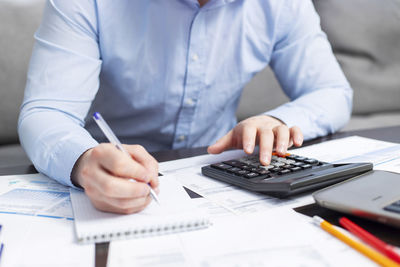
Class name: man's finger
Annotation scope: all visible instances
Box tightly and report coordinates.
[290,126,303,147]
[123,144,159,181]
[207,130,234,154]
[149,176,159,189]
[273,125,290,156]
[101,195,152,213]
[92,144,150,183]
[91,195,152,215]
[258,128,274,165]
[87,167,150,199]
[242,125,257,154]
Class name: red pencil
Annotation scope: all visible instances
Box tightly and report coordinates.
[339,217,400,264]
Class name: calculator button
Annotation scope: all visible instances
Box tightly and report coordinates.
[260,165,274,170]
[242,165,254,171]
[282,165,293,169]
[304,159,319,165]
[244,172,259,179]
[211,163,232,170]
[256,169,270,175]
[271,167,282,173]
[272,162,285,167]
[227,167,242,173]
[272,152,290,157]
[278,158,290,164]
[223,160,245,167]
[278,169,291,175]
[236,170,250,176]
[290,167,302,172]
[293,162,305,167]
[301,164,312,169]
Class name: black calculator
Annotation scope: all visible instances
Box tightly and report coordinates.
[201,152,372,197]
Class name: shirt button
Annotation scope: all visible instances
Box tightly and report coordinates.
[178,135,186,142]
[185,98,195,106]
[192,53,199,61]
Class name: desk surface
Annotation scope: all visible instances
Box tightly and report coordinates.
[1,125,399,267]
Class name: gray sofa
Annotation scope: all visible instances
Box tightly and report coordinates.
[1,0,399,168]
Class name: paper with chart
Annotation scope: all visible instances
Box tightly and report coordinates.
[0,173,73,219]
[339,144,400,173]
[159,136,400,218]
[159,148,304,217]
[107,208,376,267]
[171,166,302,216]
[0,213,94,267]
[292,136,400,173]
[107,136,397,267]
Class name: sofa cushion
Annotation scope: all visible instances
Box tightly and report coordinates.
[238,0,400,123]
[313,0,400,115]
[343,112,400,131]
[0,144,31,168]
[0,0,45,145]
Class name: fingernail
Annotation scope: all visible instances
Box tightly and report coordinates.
[288,140,293,148]
[245,143,253,153]
[261,154,270,164]
[277,143,286,154]
[143,185,150,196]
[141,176,148,183]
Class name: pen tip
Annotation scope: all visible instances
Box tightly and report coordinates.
[93,112,100,120]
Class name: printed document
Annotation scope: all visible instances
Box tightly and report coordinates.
[0,173,73,219]
[171,166,301,216]
[0,213,94,267]
[108,208,375,267]
[292,136,400,173]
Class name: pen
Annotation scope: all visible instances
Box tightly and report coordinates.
[0,225,3,265]
[93,112,160,204]
[313,216,400,267]
[339,217,400,264]
[0,243,3,264]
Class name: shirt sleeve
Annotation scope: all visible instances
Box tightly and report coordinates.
[18,0,101,187]
[265,0,353,140]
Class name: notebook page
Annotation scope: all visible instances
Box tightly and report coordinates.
[70,176,209,243]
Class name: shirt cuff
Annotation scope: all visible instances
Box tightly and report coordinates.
[45,135,98,188]
[264,105,300,129]
[263,103,323,140]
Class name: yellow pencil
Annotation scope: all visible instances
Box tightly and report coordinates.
[313,216,400,267]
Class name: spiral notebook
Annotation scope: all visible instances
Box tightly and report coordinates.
[70,176,210,244]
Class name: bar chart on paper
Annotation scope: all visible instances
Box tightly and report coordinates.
[0,174,73,219]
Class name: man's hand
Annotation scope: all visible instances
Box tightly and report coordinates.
[207,115,303,165]
[71,143,159,214]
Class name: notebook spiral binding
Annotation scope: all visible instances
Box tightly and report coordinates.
[77,218,211,244]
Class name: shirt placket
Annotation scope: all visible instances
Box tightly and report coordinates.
[173,9,207,149]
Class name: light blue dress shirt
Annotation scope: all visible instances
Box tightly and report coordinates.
[18,0,352,187]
